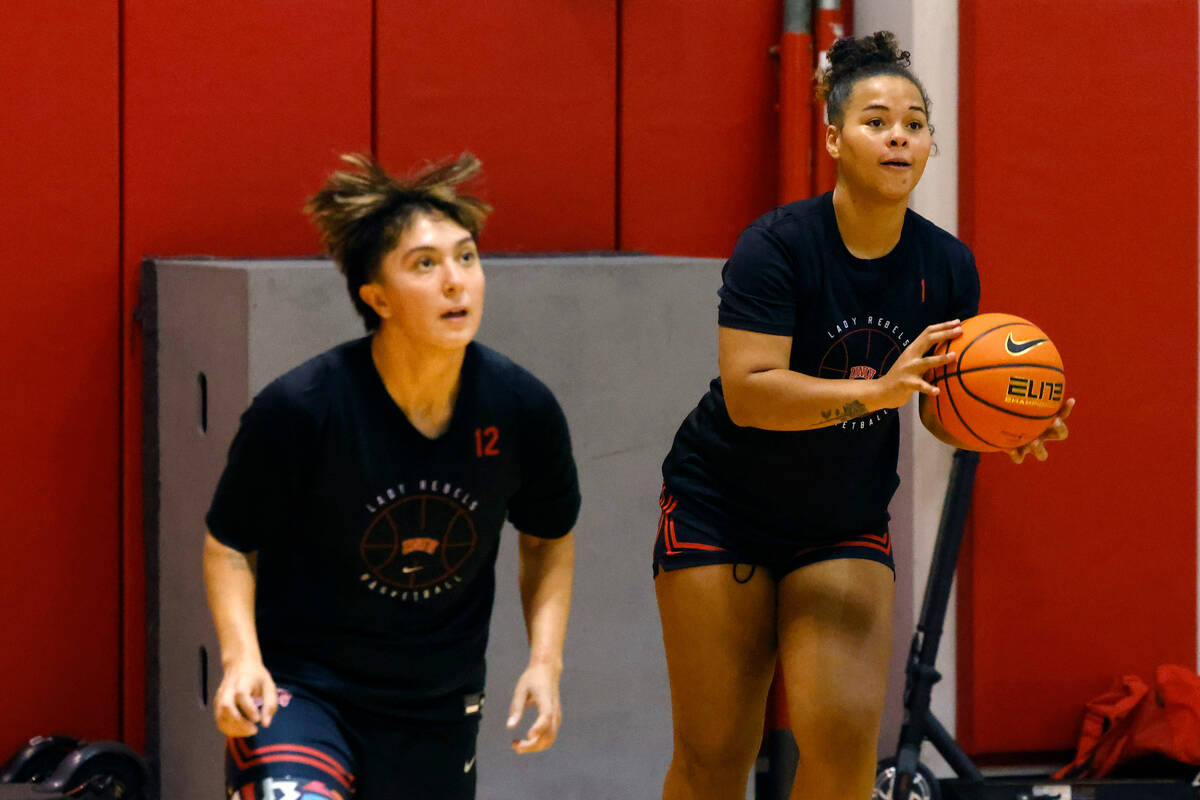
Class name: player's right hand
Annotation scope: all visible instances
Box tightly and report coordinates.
[213,658,277,738]
[877,320,962,409]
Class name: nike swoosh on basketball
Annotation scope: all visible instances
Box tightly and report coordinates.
[1005,333,1048,355]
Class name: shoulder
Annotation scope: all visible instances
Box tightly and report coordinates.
[471,342,563,418]
[904,207,975,265]
[742,194,827,245]
[903,211,981,317]
[253,337,369,421]
[726,195,831,277]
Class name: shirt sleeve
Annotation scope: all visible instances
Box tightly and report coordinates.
[205,383,313,552]
[717,224,799,336]
[507,376,581,540]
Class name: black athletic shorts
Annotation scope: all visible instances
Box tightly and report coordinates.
[226,684,482,800]
[652,486,895,581]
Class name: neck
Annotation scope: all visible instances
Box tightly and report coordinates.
[370,328,466,438]
[831,184,909,259]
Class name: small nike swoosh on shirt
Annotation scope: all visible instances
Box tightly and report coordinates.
[464,757,476,773]
[1005,333,1048,355]
[402,566,423,573]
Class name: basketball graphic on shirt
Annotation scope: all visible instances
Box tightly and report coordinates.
[361,494,478,590]
[818,328,903,382]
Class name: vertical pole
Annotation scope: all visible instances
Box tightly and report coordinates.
[812,0,843,195]
[756,662,799,798]
[778,0,813,204]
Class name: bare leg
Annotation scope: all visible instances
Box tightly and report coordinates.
[777,559,895,800]
[655,564,778,800]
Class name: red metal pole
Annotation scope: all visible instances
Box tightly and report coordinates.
[778,0,813,204]
[812,0,844,195]
[763,660,790,739]
[758,660,799,798]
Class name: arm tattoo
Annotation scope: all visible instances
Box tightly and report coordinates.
[819,399,867,423]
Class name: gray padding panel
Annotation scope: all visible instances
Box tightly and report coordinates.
[147,255,723,800]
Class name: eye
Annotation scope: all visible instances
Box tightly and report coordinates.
[416,256,436,270]
[867,118,884,127]
[461,250,476,263]
[908,120,925,131]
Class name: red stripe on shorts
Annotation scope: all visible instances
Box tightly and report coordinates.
[657,489,724,555]
[235,741,355,783]
[793,531,892,559]
[229,739,354,790]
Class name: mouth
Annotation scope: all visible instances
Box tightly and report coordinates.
[881,159,912,168]
[441,307,469,320]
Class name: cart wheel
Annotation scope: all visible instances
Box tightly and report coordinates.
[41,742,149,800]
[0,735,85,783]
[873,757,942,800]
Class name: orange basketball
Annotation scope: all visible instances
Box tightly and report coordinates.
[928,313,1066,452]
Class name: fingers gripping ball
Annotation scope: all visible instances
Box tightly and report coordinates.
[928,313,1066,451]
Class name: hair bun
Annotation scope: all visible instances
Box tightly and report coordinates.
[826,31,911,84]
[816,30,927,125]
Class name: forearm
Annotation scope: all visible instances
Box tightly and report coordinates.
[517,531,574,669]
[724,368,892,431]
[203,531,262,667]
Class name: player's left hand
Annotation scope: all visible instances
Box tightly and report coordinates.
[507,661,562,754]
[1008,397,1074,463]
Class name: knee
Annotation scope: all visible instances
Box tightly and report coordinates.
[671,727,759,784]
[794,692,884,761]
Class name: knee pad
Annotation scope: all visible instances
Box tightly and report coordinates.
[230,776,346,800]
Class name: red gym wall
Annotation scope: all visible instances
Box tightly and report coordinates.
[957,0,1199,754]
[1,1,122,752]
[1,0,785,755]
[2,0,1196,764]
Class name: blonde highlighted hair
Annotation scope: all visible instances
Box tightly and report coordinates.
[304,153,491,330]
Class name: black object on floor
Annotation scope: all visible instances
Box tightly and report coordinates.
[0,737,84,785]
[0,739,149,800]
[875,449,1200,800]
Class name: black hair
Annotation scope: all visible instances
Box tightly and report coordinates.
[818,31,931,128]
[304,154,491,331]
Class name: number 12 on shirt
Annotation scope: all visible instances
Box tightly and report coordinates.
[475,426,500,457]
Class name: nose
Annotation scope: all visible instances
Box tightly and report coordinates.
[443,260,466,296]
[889,122,909,147]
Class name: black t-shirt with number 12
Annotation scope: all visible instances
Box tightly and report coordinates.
[207,337,580,720]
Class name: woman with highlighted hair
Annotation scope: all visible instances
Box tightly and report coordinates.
[653,32,1071,799]
[203,154,579,799]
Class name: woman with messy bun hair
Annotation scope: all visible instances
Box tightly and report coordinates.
[654,31,1068,799]
[203,154,580,800]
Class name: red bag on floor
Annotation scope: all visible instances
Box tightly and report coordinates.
[1055,664,1200,780]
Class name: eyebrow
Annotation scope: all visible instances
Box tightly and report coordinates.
[401,236,476,259]
[863,103,927,114]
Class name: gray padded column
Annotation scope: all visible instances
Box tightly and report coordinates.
[147,260,367,800]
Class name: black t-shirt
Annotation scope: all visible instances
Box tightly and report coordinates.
[207,337,580,719]
[662,192,980,543]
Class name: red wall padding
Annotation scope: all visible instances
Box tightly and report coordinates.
[620,1,780,256]
[0,3,121,754]
[15,0,1195,762]
[122,0,372,748]
[957,0,1198,754]
[376,1,617,252]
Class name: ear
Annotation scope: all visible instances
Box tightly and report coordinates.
[358,282,391,321]
[825,123,841,160]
